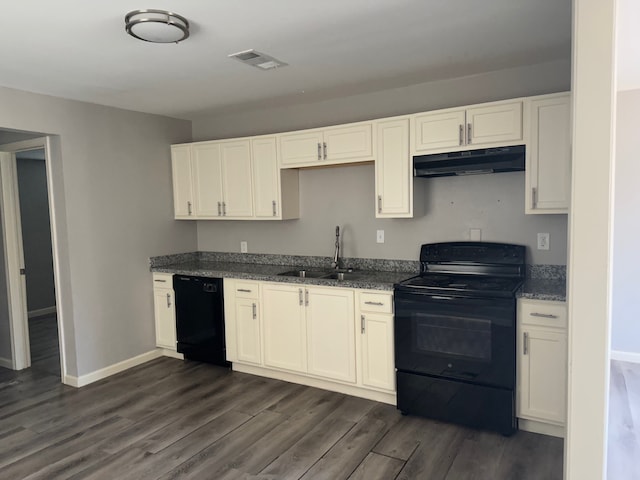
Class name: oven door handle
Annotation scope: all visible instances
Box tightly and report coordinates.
[429,295,456,300]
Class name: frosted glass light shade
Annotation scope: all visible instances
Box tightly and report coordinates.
[125,9,189,43]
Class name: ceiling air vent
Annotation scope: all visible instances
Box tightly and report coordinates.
[228,49,288,70]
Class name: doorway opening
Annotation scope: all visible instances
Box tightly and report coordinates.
[0,136,64,380]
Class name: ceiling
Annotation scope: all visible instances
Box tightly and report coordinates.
[0,1,573,120]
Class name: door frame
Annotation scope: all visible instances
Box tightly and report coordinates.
[0,137,66,377]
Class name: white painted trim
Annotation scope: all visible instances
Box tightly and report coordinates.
[519,418,565,438]
[0,357,13,369]
[63,350,162,388]
[610,350,640,364]
[27,306,57,319]
[159,348,184,360]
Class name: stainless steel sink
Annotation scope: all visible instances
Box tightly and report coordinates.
[277,269,330,278]
[323,271,364,281]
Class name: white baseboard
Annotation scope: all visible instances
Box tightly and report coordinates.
[519,418,565,438]
[28,306,57,319]
[159,348,184,360]
[0,357,13,369]
[611,350,640,364]
[63,349,163,388]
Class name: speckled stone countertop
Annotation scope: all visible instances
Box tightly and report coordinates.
[150,252,567,299]
[517,265,566,302]
[150,252,419,291]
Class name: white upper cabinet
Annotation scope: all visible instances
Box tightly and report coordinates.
[279,122,373,168]
[220,140,253,217]
[412,100,523,155]
[526,93,571,214]
[170,145,195,219]
[192,142,224,217]
[375,117,412,218]
[251,136,300,220]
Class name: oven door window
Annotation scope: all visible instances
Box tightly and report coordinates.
[394,291,515,389]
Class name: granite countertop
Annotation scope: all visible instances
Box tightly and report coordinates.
[517,278,566,302]
[151,252,567,299]
[152,259,416,291]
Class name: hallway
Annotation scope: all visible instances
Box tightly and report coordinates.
[28,313,60,377]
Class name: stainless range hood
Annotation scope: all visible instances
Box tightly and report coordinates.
[413,145,525,178]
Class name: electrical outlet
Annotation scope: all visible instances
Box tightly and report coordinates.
[240,241,248,253]
[537,233,549,250]
[376,230,385,244]
[470,228,482,241]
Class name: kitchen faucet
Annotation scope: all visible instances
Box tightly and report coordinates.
[331,225,341,269]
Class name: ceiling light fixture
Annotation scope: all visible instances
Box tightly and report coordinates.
[125,9,190,44]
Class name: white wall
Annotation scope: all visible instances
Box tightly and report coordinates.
[0,86,195,377]
[611,88,640,355]
[193,60,571,265]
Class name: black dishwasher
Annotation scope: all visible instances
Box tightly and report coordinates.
[173,275,229,367]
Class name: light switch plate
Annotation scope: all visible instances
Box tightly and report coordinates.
[537,233,549,250]
[240,241,248,253]
[376,230,385,244]
[470,228,482,241]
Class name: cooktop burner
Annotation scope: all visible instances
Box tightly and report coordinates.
[397,273,523,297]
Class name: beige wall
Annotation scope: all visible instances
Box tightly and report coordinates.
[0,87,195,377]
[193,60,570,265]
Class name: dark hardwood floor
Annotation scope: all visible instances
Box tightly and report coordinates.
[608,360,640,480]
[28,313,60,377]
[0,357,563,479]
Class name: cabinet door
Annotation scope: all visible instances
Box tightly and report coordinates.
[221,140,254,217]
[252,137,280,218]
[192,142,224,217]
[153,288,177,350]
[518,327,567,424]
[466,101,523,146]
[306,287,356,383]
[361,313,395,391]
[527,95,571,213]
[413,109,466,153]
[235,298,261,365]
[171,145,194,219]
[262,284,307,373]
[375,118,412,218]
[323,123,373,163]
[279,130,324,167]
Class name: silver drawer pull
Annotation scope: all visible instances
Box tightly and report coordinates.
[252,303,257,319]
[237,289,252,293]
[364,301,384,306]
[154,279,167,283]
[361,315,365,334]
[317,142,322,160]
[530,312,558,319]
[459,124,464,145]
[523,332,529,355]
[299,288,303,306]
[467,123,472,144]
[166,293,172,308]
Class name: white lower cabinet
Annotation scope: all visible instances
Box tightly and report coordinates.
[225,280,394,404]
[152,273,177,350]
[517,298,567,433]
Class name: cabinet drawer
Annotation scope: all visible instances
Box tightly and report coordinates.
[235,281,259,299]
[359,292,393,314]
[518,299,567,329]
[152,273,173,287]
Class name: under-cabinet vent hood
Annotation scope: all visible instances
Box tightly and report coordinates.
[413,145,525,178]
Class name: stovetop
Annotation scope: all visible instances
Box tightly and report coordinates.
[396,273,523,298]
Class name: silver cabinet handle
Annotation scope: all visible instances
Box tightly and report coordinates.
[252,303,257,319]
[523,332,529,355]
[237,289,252,293]
[305,289,309,306]
[467,123,472,144]
[317,142,321,160]
[222,202,227,216]
[217,201,222,216]
[361,315,366,334]
[459,124,464,145]
[187,201,192,215]
[377,195,382,214]
[166,293,172,308]
[364,301,384,306]
[154,279,167,283]
[531,187,537,208]
[272,200,277,217]
[323,142,327,160]
[299,288,303,306]
[531,312,558,319]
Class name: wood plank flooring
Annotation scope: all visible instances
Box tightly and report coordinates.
[608,360,640,480]
[28,314,60,377]
[0,357,564,479]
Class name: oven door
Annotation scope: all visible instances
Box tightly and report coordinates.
[394,289,515,389]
